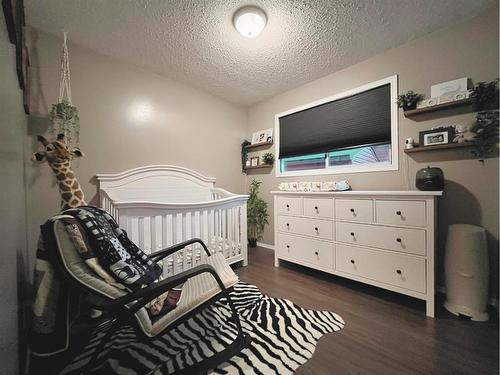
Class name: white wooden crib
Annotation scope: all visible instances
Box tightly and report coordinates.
[96,165,249,277]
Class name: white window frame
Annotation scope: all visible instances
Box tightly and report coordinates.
[275,75,399,178]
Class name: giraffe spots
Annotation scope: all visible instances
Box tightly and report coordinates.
[62,192,73,202]
[66,172,75,179]
[75,190,84,199]
[59,183,71,191]
[56,173,66,180]
[70,199,79,207]
[72,181,80,189]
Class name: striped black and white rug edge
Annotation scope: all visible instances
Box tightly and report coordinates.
[60,282,345,375]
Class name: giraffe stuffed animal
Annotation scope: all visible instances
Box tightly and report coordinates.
[32,133,86,210]
[32,134,106,318]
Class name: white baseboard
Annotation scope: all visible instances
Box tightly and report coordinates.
[437,285,498,308]
[256,241,274,250]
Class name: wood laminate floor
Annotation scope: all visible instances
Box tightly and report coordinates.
[235,247,498,375]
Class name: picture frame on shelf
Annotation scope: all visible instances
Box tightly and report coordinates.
[2,0,30,114]
[419,127,455,146]
[264,128,273,143]
[251,128,274,144]
[250,157,259,166]
[251,131,266,144]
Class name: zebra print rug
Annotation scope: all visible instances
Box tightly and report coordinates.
[60,282,345,374]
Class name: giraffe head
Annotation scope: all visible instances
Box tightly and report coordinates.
[32,133,84,164]
[32,133,87,209]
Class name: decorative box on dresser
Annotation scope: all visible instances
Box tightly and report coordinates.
[272,190,442,317]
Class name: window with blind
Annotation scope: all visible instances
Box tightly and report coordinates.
[275,76,398,177]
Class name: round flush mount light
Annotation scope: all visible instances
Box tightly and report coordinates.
[233,6,267,38]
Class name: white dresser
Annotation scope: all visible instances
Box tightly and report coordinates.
[272,190,442,317]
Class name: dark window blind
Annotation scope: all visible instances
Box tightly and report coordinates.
[279,84,392,158]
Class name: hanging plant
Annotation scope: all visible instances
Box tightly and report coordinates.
[470,79,499,161]
[50,101,80,146]
[241,140,251,173]
[471,110,499,160]
[470,79,499,112]
[49,32,80,148]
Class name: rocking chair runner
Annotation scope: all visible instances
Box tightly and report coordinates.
[41,215,251,373]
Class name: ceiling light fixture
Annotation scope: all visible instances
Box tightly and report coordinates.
[233,6,267,38]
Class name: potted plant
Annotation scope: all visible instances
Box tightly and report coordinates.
[247,179,269,248]
[262,152,275,166]
[397,90,424,111]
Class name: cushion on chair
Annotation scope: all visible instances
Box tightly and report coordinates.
[53,217,127,300]
[142,252,239,337]
[52,217,238,337]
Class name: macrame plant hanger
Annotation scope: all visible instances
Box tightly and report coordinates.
[50,32,80,148]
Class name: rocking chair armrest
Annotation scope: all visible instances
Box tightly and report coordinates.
[102,263,227,314]
[148,238,211,262]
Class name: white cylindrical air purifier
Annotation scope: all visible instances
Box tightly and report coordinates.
[444,224,489,321]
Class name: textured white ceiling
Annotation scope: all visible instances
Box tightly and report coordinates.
[25,0,494,106]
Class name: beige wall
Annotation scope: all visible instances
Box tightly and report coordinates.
[245,7,499,297]
[25,30,248,269]
[0,10,29,375]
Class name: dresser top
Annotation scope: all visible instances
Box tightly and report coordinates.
[270,190,443,196]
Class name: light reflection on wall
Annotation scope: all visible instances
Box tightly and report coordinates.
[129,100,153,123]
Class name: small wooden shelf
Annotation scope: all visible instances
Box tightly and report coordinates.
[244,164,273,171]
[244,141,273,150]
[404,142,477,154]
[403,99,473,118]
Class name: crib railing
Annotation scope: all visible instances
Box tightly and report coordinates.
[100,190,248,277]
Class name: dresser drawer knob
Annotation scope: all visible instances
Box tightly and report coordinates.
[286,245,290,248]
[314,227,319,231]
[350,208,355,213]
[350,232,355,236]
[396,211,402,216]
[396,269,402,274]
[286,204,290,209]
[286,223,290,228]
[314,206,318,210]
[350,259,355,264]
[396,238,402,243]
[314,251,319,256]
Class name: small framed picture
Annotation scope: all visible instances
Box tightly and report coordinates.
[419,128,454,146]
[264,128,273,144]
[251,131,266,144]
[250,157,259,166]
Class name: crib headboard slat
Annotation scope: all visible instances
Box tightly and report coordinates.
[97,165,216,204]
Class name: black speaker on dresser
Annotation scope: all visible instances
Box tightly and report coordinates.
[416,166,444,191]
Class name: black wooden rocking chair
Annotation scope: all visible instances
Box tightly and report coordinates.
[41,214,251,374]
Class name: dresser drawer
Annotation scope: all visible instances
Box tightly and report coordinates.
[336,244,426,293]
[335,199,373,222]
[277,233,334,268]
[277,197,302,216]
[277,215,334,240]
[376,200,426,227]
[335,222,426,256]
[304,198,333,218]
